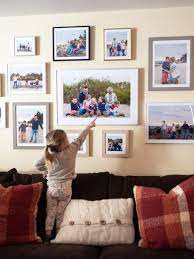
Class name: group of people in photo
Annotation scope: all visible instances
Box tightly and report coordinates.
[12,75,41,89]
[108,139,123,151]
[108,38,127,57]
[66,84,125,117]
[17,42,31,52]
[150,120,194,139]
[161,56,181,84]
[18,113,43,143]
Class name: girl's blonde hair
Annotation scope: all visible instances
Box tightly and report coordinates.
[44,129,69,167]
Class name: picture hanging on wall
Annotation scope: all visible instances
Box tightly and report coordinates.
[66,130,90,157]
[53,26,90,61]
[7,63,46,95]
[56,68,138,125]
[14,36,36,56]
[146,103,194,144]
[104,28,132,60]
[13,102,49,149]
[102,130,129,157]
[149,36,194,91]
[0,102,6,128]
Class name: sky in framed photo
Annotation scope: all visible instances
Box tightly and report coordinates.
[15,37,35,55]
[153,40,190,87]
[57,69,138,125]
[105,29,130,59]
[8,64,45,94]
[54,27,89,59]
[147,104,194,142]
[105,133,126,155]
[16,105,46,146]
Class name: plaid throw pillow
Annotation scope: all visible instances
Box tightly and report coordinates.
[0,182,42,245]
[134,176,194,250]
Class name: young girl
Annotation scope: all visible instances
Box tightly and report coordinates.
[34,119,96,241]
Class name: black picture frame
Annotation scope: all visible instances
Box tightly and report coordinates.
[53,26,90,61]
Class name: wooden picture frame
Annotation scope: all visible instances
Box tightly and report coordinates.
[66,130,90,157]
[102,130,129,157]
[13,102,49,149]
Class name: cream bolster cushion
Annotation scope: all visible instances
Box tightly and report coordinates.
[52,198,135,246]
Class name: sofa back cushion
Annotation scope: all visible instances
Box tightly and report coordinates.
[134,176,194,250]
[0,183,42,245]
[0,168,17,187]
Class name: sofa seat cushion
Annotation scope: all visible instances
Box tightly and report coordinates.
[99,244,194,259]
[0,244,100,259]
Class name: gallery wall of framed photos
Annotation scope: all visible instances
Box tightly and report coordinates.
[0,6,194,175]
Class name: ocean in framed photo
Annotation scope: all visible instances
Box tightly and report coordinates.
[147,103,194,143]
[57,68,138,125]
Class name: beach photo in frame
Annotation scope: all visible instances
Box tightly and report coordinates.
[14,36,36,56]
[53,26,90,61]
[146,103,194,144]
[7,63,46,95]
[104,28,132,60]
[56,68,138,126]
[0,102,6,128]
[102,130,129,157]
[66,130,90,157]
[13,103,49,149]
[149,36,194,91]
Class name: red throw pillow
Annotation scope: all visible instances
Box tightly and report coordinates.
[0,182,42,245]
[134,176,194,250]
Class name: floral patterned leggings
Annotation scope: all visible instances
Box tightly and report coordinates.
[46,180,72,235]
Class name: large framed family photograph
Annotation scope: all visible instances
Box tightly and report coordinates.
[56,68,138,125]
[149,36,194,91]
[102,130,129,157]
[0,102,6,128]
[13,103,49,149]
[146,103,194,143]
[66,130,90,157]
[7,63,46,95]
[104,28,131,60]
[53,26,90,61]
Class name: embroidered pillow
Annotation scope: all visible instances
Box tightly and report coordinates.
[134,176,194,250]
[0,182,42,245]
[52,198,135,246]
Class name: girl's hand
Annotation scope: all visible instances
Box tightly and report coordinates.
[43,171,48,179]
[88,118,97,128]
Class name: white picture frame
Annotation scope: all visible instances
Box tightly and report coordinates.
[146,103,194,144]
[104,28,132,60]
[102,130,129,157]
[14,36,36,56]
[56,68,138,126]
[7,63,46,95]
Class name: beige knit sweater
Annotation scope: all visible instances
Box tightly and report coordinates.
[34,127,90,186]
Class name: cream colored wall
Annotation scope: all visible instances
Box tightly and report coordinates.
[0,7,194,175]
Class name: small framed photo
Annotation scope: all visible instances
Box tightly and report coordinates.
[66,130,89,157]
[13,103,49,149]
[7,63,46,95]
[102,130,129,157]
[0,102,6,128]
[146,103,194,144]
[53,26,90,61]
[14,36,36,56]
[149,36,194,91]
[104,28,131,60]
